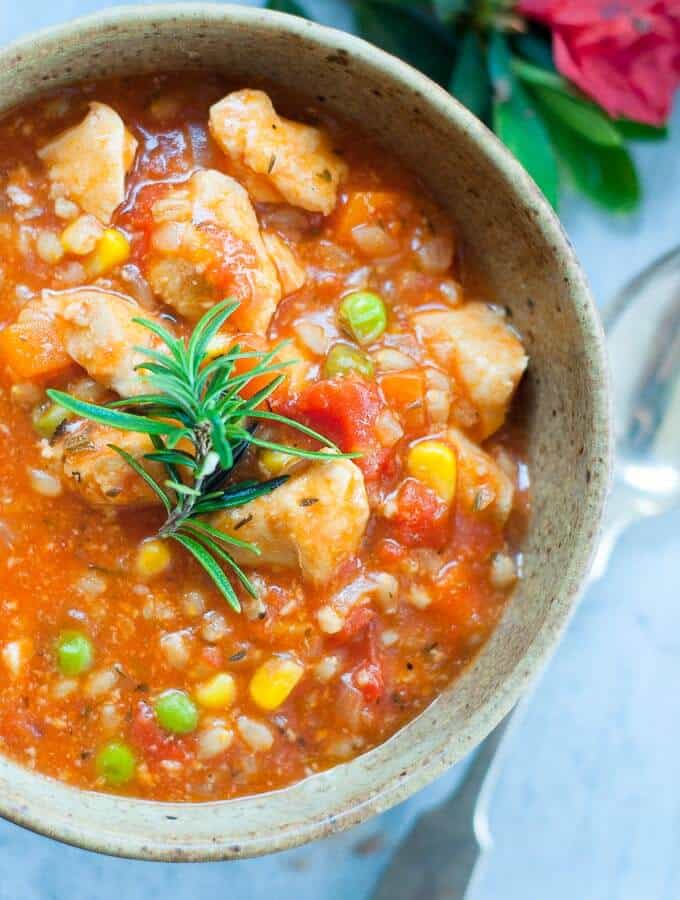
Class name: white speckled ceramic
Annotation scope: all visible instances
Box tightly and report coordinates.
[0,4,610,860]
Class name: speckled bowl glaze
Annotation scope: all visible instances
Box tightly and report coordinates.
[0,3,610,860]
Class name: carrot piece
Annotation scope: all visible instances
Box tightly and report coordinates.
[378,369,426,430]
[332,191,400,244]
[0,319,71,379]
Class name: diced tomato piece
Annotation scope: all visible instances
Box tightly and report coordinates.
[352,616,385,702]
[337,605,376,642]
[279,376,388,479]
[281,376,381,449]
[353,661,384,703]
[118,182,170,264]
[129,701,188,763]
[390,478,451,548]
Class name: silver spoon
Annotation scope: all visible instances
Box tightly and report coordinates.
[372,245,680,900]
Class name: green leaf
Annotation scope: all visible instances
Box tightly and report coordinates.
[108,393,177,409]
[190,532,258,599]
[528,83,623,147]
[46,390,182,437]
[165,480,201,498]
[449,29,490,122]
[542,111,640,212]
[511,58,625,148]
[148,433,182,484]
[512,29,555,71]
[245,409,342,449]
[144,449,198,470]
[615,118,669,141]
[355,1,454,86]
[180,518,259,554]
[432,0,468,24]
[133,346,186,380]
[193,477,288,514]
[187,298,239,380]
[169,532,241,612]
[489,32,559,209]
[196,352,237,398]
[208,413,233,470]
[238,374,286,412]
[108,445,171,511]
[266,0,309,16]
[511,56,567,92]
[165,427,195,450]
[248,435,359,461]
[131,317,185,364]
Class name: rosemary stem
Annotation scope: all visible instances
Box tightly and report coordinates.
[158,421,213,537]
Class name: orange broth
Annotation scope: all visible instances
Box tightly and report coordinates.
[0,74,528,800]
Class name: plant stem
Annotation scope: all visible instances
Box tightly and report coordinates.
[158,421,215,537]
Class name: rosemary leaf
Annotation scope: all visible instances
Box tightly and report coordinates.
[47,391,183,437]
[165,480,201,498]
[189,531,259,599]
[187,299,240,376]
[180,517,260,554]
[192,477,288,513]
[54,299,353,612]
[108,445,172,511]
[144,449,199,470]
[131,316,184,360]
[169,532,241,611]
[245,409,341,448]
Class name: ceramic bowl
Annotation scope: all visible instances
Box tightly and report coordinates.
[0,3,610,860]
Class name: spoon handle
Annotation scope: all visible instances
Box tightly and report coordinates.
[371,493,633,900]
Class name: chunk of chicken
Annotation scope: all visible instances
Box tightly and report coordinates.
[146,170,281,333]
[446,427,514,523]
[412,303,528,439]
[209,90,347,215]
[52,421,164,508]
[212,457,369,585]
[38,102,138,223]
[33,288,168,397]
[262,232,306,296]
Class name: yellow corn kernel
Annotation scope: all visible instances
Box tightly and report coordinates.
[134,539,172,578]
[60,214,103,256]
[258,448,296,477]
[249,657,304,711]
[86,228,130,277]
[195,672,237,710]
[407,440,457,502]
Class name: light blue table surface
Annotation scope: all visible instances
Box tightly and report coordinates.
[2,4,679,898]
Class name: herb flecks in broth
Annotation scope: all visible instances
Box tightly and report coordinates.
[0,74,529,801]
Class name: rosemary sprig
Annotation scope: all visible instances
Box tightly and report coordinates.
[47,299,350,611]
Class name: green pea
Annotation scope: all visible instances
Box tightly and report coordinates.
[32,402,69,439]
[154,689,198,735]
[56,630,94,676]
[323,343,374,379]
[338,290,387,346]
[96,740,136,786]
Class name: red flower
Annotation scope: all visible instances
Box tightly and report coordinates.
[518,0,680,125]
